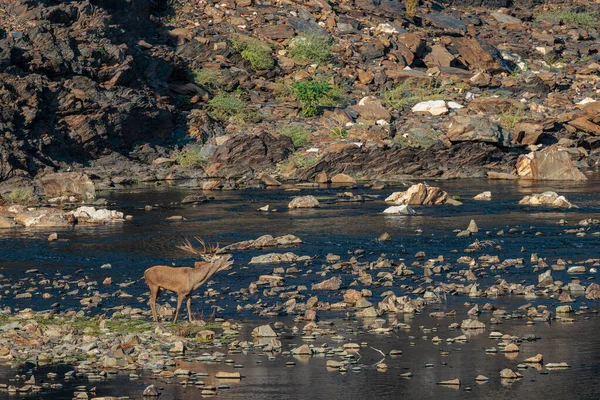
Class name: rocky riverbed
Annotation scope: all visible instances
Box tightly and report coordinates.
[0,180,598,399]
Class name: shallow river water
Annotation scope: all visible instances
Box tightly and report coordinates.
[0,177,599,399]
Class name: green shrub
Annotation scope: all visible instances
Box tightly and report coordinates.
[288,152,321,168]
[331,127,348,138]
[279,125,310,147]
[404,0,418,17]
[208,92,247,121]
[8,187,34,205]
[535,10,599,28]
[288,33,332,64]
[291,80,347,117]
[190,68,222,89]
[383,79,445,109]
[174,146,208,167]
[498,105,527,130]
[231,34,274,71]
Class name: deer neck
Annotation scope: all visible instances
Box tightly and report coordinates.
[190,262,221,290]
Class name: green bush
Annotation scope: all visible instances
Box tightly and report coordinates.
[288,33,332,64]
[383,79,445,109]
[231,35,274,71]
[535,10,599,28]
[190,68,222,89]
[404,0,418,17]
[279,125,310,147]
[8,187,34,205]
[288,152,321,168]
[331,127,348,138]
[498,105,527,130]
[208,92,247,121]
[174,146,208,167]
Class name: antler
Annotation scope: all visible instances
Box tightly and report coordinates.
[176,237,221,260]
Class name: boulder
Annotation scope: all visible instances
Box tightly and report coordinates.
[473,191,491,201]
[412,100,448,116]
[518,192,576,208]
[14,208,70,227]
[312,276,342,291]
[37,172,96,200]
[424,44,455,68]
[143,385,159,397]
[70,207,125,223]
[252,324,277,337]
[385,183,454,206]
[460,319,485,329]
[0,216,18,229]
[447,116,510,147]
[352,96,391,122]
[288,195,320,209]
[516,147,587,181]
[330,173,355,184]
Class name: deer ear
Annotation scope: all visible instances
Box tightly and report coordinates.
[194,261,209,268]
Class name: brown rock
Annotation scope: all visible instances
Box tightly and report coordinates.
[37,172,96,200]
[516,147,587,181]
[330,173,355,184]
[513,123,544,145]
[385,183,451,206]
[14,208,69,227]
[0,216,18,229]
[256,24,294,40]
[447,116,510,147]
[258,172,281,186]
[315,171,328,183]
[312,276,342,291]
[452,37,504,73]
[288,195,320,209]
[351,96,391,122]
[424,44,455,68]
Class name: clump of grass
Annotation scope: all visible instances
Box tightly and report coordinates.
[404,0,418,18]
[393,129,439,149]
[535,10,599,28]
[288,152,321,168]
[331,126,348,138]
[8,187,34,205]
[208,92,247,121]
[498,105,527,130]
[231,34,274,71]
[292,80,347,117]
[190,68,222,89]
[174,145,208,167]
[279,125,311,147]
[383,79,445,109]
[288,33,333,64]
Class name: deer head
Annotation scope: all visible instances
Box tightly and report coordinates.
[179,238,233,271]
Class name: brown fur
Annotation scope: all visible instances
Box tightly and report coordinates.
[144,254,232,323]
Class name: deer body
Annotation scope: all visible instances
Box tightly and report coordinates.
[144,249,232,323]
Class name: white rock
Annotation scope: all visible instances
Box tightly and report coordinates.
[383,205,417,215]
[411,100,448,116]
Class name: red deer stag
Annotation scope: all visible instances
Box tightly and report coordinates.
[144,238,233,323]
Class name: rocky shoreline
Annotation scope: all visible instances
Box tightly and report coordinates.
[1,0,600,198]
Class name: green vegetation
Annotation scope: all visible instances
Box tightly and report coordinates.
[231,34,274,71]
[404,0,418,18]
[174,145,208,167]
[8,187,34,205]
[292,80,348,117]
[383,79,445,109]
[393,130,439,149]
[288,33,333,64]
[287,152,321,168]
[331,126,348,138]
[498,105,527,130]
[279,125,311,147]
[190,68,222,89]
[208,92,247,121]
[535,10,599,28]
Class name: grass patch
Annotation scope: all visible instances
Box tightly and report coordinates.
[7,187,34,205]
[292,80,348,117]
[404,0,418,17]
[208,92,248,122]
[498,105,527,130]
[393,129,439,149]
[190,68,222,89]
[382,79,445,109]
[288,33,333,64]
[331,127,348,138]
[279,125,311,147]
[174,145,208,167]
[231,34,274,71]
[535,10,599,28]
[288,152,321,168]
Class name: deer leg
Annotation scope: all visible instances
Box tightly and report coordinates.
[173,294,184,323]
[187,296,193,322]
[149,286,159,322]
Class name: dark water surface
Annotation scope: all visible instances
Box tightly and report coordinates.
[0,177,599,399]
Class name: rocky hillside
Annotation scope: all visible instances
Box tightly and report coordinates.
[0,0,599,197]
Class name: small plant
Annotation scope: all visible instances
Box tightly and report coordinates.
[452,195,462,201]
[174,145,208,167]
[331,127,348,138]
[383,79,445,109]
[288,152,321,168]
[292,80,332,117]
[190,68,222,89]
[404,0,418,18]
[279,125,310,147]
[231,34,274,71]
[288,33,333,64]
[96,45,108,57]
[498,105,527,130]
[535,10,599,28]
[208,92,247,121]
[8,187,34,205]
